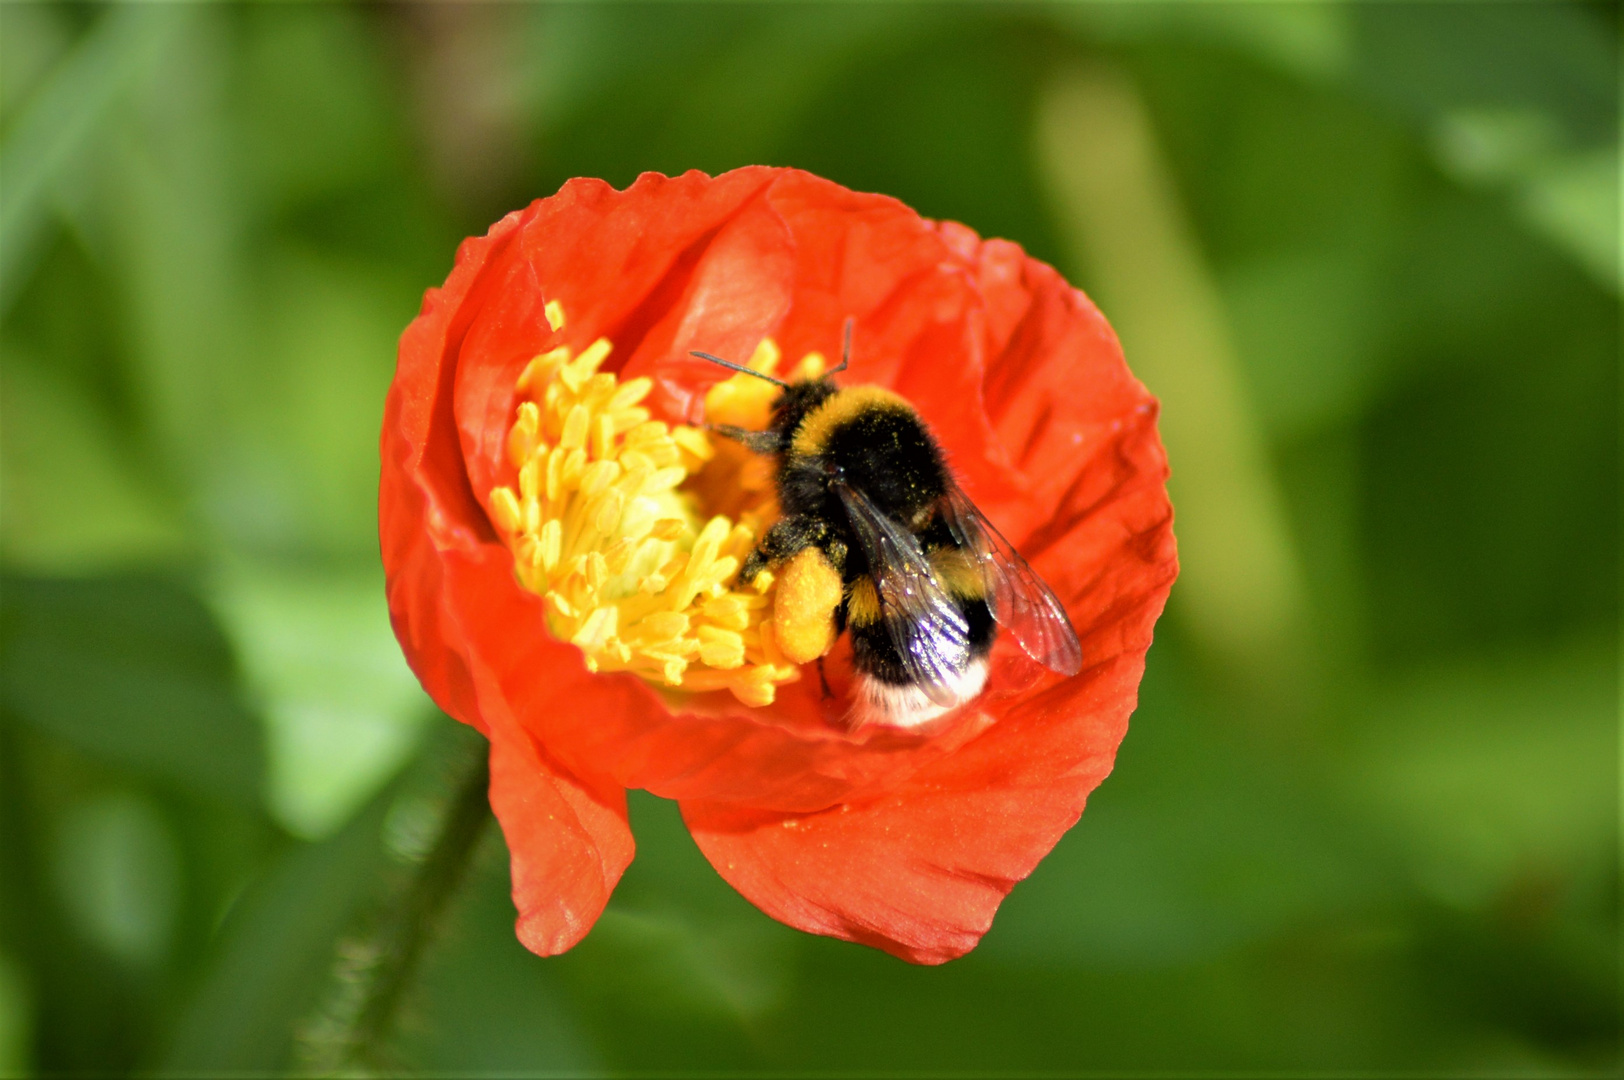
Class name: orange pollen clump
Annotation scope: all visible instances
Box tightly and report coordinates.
[487,306,823,707]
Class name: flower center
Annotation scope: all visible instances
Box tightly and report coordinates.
[488,306,824,707]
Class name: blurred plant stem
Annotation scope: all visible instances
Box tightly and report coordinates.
[294,733,491,1076]
[1036,60,1309,685]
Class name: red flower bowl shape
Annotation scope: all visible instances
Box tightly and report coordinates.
[379,166,1177,965]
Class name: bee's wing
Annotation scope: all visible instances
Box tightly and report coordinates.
[834,482,974,709]
[940,477,1083,677]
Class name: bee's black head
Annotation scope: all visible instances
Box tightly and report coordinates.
[767,375,839,442]
[691,319,855,448]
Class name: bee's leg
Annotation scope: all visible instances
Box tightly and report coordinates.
[816,655,834,700]
[822,535,848,573]
[740,548,769,584]
[741,515,826,584]
[709,424,782,455]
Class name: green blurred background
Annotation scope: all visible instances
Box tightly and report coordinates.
[0,2,1616,1076]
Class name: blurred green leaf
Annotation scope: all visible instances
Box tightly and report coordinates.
[1349,637,1616,909]
[1055,0,1354,84]
[395,836,602,1074]
[0,4,71,125]
[1349,1,1617,292]
[236,4,396,213]
[520,792,800,1071]
[1433,109,1620,293]
[1137,40,1416,267]
[103,8,251,491]
[622,5,908,175]
[984,642,1382,969]
[208,249,417,560]
[1361,271,1616,657]
[566,792,799,1022]
[1220,251,1385,437]
[0,574,266,808]
[1351,2,1614,146]
[0,951,29,1078]
[161,793,389,1074]
[574,909,794,1020]
[783,14,1061,267]
[207,558,431,839]
[0,4,181,311]
[49,790,182,970]
[405,790,797,1072]
[0,353,189,571]
[1516,146,1619,293]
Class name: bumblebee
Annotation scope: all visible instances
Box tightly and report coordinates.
[693,325,1082,728]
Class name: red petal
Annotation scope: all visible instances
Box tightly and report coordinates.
[681,583,1166,965]
[488,723,633,956]
[382,209,525,734]
[452,169,790,508]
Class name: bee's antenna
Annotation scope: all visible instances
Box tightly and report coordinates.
[828,317,853,376]
[690,351,790,389]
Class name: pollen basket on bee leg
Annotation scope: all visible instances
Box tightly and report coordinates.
[773,548,843,664]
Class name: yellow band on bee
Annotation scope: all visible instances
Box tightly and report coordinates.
[929,545,987,599]
[845,575,879,628]
[846,548,982,634]
[789,386,912,458]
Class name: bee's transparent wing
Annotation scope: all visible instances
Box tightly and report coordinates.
[834,482,973,708]
[940,477,1083,677]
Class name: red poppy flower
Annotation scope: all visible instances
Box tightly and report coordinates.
[379,166,1176,965]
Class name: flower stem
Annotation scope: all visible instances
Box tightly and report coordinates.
[297,732,491,1075]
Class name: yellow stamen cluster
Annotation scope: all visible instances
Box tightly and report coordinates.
[488,313,808,707]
